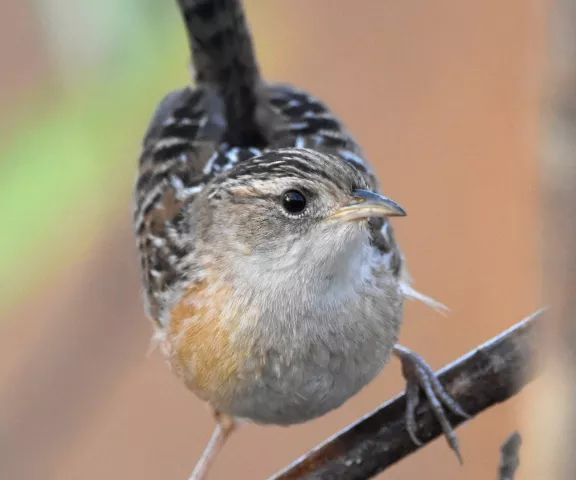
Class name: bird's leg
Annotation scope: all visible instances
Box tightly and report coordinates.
[393,345,469,463]
[189,410,236,480]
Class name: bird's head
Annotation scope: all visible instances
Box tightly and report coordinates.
[190,148,406,284]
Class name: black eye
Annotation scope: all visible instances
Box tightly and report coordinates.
[282,190,307,214]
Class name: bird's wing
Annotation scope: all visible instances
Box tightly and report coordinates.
[134,86,265,323]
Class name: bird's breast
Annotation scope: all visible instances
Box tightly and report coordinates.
[164,271,403,424]
[166,279,257,408]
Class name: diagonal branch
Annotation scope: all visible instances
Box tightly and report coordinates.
[271,310,542,480]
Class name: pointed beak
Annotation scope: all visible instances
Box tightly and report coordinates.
[328,189,407,221]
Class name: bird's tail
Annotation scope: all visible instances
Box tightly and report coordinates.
[176,0,262,145]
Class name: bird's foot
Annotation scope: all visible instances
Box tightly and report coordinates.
[393,345,469,464]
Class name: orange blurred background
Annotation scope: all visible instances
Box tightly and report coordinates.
[0,1,544,479]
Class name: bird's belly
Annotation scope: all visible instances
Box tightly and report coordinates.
[223,320,398,425]
[226,347,392,425]
[166,317,396,424]
[166,281,402,425]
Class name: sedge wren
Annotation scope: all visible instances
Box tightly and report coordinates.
[133,0,467,478]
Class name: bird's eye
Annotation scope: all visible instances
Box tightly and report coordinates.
[281,190,307,214]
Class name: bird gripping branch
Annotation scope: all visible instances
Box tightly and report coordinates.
[133,1,467,478]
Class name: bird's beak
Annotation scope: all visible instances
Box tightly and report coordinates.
[328,189,406,222]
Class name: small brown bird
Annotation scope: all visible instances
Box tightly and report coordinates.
[133,0,467,478]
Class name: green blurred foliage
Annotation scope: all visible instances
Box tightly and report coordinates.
[0,1,188,315]
[0,0,278,318]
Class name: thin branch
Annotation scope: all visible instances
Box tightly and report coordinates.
[271,310,542,480]
[498,432,522,480]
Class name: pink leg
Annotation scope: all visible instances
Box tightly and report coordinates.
[189,411,236,480]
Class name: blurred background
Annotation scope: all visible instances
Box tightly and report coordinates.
[0,1,544,479]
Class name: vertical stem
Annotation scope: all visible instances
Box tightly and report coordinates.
[526,1,576,478]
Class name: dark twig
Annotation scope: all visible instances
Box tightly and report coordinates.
[498,432,522,480]
[271,310,542,480]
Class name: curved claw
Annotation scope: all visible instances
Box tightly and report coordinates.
[394,345,468,464]
[405,380,423,446]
